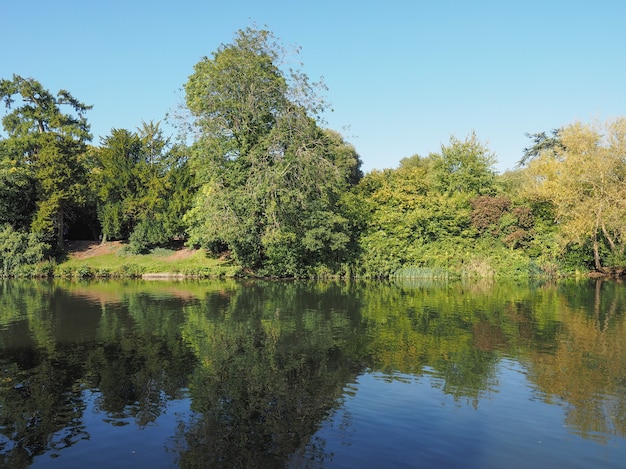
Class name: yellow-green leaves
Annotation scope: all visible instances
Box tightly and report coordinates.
[525,118,626,271]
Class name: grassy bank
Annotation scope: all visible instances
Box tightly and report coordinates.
[55,241,239,278]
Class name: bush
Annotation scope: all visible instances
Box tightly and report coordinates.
[75,264,94,279]
[31,260,56,278]
[0,224,49,277]
[393,266,454,279]
[56,265,75,278]
[128,216,171,254]
[95,267,112,278]
[114,263,145,278]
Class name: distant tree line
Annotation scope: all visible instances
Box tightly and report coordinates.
[2,27,626,278]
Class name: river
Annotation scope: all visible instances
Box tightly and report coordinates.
[1,278,625,468]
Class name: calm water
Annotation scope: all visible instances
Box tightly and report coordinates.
[1,279,626,468]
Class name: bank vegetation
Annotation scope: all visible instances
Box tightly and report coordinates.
[2,27,626,280]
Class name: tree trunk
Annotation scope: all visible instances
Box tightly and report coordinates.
[593,231,604,272]
[57,207,64,250]
[601,222,617,252]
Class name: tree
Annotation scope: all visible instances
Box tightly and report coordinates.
[398,153,434,171]
[430,132,497,195]
[183,27,362,275]
[0,75,91,250]
[129,121,194,252]
[0,224,48,277]
[469,195,533,249]
[524,118,626,272]
[520,129,563,166]
[93,122,193,250]
[92,128,143,241]
[0,157,37,230]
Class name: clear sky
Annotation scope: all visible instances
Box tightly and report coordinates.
[2,0,625,173]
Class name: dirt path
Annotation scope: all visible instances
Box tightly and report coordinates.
[65,240,125,259]
[65,240,197,260]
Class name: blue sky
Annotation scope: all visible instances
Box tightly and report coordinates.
[2,0,625,173]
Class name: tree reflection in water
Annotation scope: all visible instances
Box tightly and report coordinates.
[0,279,626,467]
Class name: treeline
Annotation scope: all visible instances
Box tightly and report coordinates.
[2,27,626,279]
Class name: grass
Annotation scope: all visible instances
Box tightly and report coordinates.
[56,244,239,278]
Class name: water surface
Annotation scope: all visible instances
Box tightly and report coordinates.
[1,279,625,468]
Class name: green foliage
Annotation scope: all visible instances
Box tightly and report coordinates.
[353,163,477,277]
[93,122,194,248]
[520,128,563,166]
[351,135,565,279]
[430,132,497,195]
[0,75,92,251]
[115,263,145,278]
[184,27,362,276]
[0,159,37,230]
[128,215,170,254]
[75,264,94,278]
[2,43,624,279]
[92,128,143,239]
[0,224,49,277]
[393,266,455,280]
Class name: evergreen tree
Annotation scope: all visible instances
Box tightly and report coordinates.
[92,122,193,251]
[0,75,91,251]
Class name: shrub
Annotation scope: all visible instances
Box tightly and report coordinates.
[31,260,56,278]
[393,266,454,279]
[115,263,145,278]
[129,216,171,254]
[56,265,74,278]
[95,268,111,278]
[0,224,49,277]
[75,264,94,279]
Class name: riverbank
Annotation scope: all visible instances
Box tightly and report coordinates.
[37,240,600,281]
[57,240,238,279]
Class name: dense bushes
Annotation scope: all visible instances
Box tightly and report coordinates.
[0,224,49,277]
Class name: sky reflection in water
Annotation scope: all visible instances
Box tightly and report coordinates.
[0,279,625,468]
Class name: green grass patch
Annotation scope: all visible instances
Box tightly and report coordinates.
[57,247,238,278]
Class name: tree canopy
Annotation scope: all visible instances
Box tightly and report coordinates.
[183,27,362,276]
[92,122,193,252]
[523,118,626,272]
[0,74,92,250]
[2,28,626,279]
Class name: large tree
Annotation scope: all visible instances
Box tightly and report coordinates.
[93,122,193,251]
[523,118,626,272]
[92,128,143,242]
[183,27,362,276]
[429,132,497,195]
[0,157,36,230]
[0,75,91,250]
